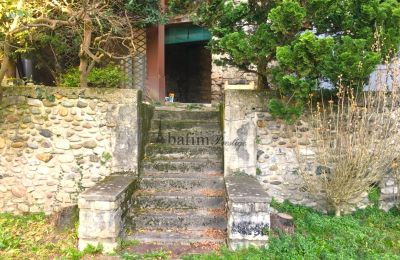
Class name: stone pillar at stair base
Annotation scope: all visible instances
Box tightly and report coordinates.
[78,176,138,253]
[224,89,268,176]
[226,175,270,250]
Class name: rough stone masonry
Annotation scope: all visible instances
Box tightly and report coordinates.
[0,86,141,214]
[224,89,398,214]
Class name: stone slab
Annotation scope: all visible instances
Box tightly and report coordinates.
[80,175,137,201]
[225,175,269,203]
[3,86,140,104]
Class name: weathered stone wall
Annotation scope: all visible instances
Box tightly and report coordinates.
[211,55,257,103]
[0,86,141,214]
[254,112,398,212]
[224,89,398,213]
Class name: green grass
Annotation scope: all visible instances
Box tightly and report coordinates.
[2,201,400,259]
[185,200,400,260]
[0,213,168,259]
[0,212,101,260]
[120,249,170,259]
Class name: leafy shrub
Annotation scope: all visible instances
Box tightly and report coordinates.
[60,68,81,88]
[61,64,127,88]
[368,186,381,208]
[88,65,127,88]
[168,0,200,15]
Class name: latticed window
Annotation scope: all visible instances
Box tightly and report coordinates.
[120,27,147,89]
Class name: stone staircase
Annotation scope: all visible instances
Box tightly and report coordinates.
[128,105,227,251]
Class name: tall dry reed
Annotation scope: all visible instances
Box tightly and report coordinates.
[297,59,400,216]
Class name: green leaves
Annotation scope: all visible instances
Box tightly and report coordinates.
[322,36,381,87]
[219,32,254,65]
[187,201,400,259]
[61,65,127,88]
[277,31,334,78]
[268,98,304,124]
[269,0,306,35]
[196,0,400,121]
[126,0,164,26]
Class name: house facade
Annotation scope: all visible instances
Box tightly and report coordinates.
[142,0,256,103]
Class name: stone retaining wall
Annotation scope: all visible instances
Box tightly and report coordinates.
[224,89,398,213]
[0,86,141,214]
[254,112,398,212]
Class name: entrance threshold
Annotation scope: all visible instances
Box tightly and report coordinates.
[154,102,217,112]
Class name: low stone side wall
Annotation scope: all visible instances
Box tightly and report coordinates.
[0,86,141,214]
[224,89,398,213]
[78,175,138,252]
[224,90,268,176]
[226,175,270,250]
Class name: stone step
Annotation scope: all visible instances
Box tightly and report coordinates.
[148,130,223,147]
[150,119,221,132]
[154,103,216,111]
[153,110,220,121]
[140,176,225,190]
[127,229,226,245]
[145,144,223,159]
[142,159,223,174]
[141,172,224,179]
[121,242,223,259]
[131,209,227,230]
[134,190,226,209]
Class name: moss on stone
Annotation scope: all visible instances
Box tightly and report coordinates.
[2,86,141,104]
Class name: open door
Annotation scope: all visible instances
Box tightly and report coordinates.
[165,24,212,103]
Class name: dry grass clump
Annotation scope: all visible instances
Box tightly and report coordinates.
[0,213,79,259]
[297,60,400,216]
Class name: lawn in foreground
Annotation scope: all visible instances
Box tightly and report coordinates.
[0,212,94,259]
[186,200,400,260]
[1,199,400,259]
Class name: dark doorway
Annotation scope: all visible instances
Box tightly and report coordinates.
[165,41,212,103]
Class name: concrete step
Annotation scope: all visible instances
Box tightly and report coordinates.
[140,176,225,190]
[141,172,224,179]
[150,119,221,132]
[142,159,223,174]
[134,190,226,209]
[145,144,223,159]
[148,130,223,147]
[131,209,227,230]
[153,110,220,121]
[121,242,223,259]
[127,229,226,245]
[154,103,216,110]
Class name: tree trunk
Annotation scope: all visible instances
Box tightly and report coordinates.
[257,74,270,90]
[256,61,270,90]
[79,58,89,88]
[0,42,11,104]
[79,16,93,88]
[6,59,16,79]
[0,44,11,85]
[0,0,24,102]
